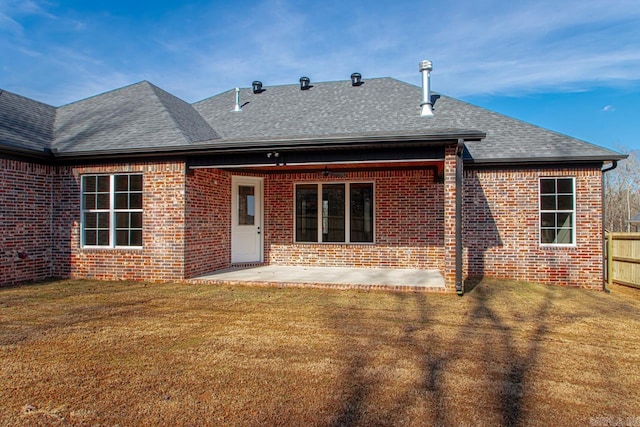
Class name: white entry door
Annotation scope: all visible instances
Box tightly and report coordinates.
[231,176,263,263]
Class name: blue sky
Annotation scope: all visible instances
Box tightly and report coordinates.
[1,0,639,152]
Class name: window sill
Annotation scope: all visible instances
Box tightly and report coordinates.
[81,246,144,251]
[293,241,376,245]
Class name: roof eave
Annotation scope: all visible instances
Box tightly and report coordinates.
[51,131,487,160]
[0,143,54,161]
[465,153,629,166]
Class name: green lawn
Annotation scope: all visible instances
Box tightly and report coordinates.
[1,279,639,426]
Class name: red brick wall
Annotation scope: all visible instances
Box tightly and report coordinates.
[263,168,444,270]
[2,154,606,290]
[52,164,79,278]
[0,158,54,286]
[464,166,604,288]
[53,161,187,282]
[184,168,232,277]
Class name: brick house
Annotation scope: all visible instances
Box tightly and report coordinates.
[0,62,625,293]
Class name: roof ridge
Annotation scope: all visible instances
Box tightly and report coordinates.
[0,88,57,151]
[0,88,56,109]
[147,83,197,144]
[57,80,153,108]
[148,83,220,143]
[192,76,395,105]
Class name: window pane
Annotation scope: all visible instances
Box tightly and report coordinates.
[85,230,97,246]
[130,230,142,246]
[350,183,374,242]
[129,175,143,192]
[84,176,96,192]
[558,212,572,228]
[98,230,110,246]
[540,179,555,194]
[557,178,573,193]
[541,195,556,210]
[130,193,142,209]
[556,226,573,244]
[84,212,97,228]
[541,228,556,244]
[116,230,128,246]
[98,212,110,228]
[83,194,96,210]
[131,212,142,228]
[115,175,129,192]
[541,213,555,227]
[322,184,345,242]
[296,184,318,242]
[115,193,128,209]
[116,212,129,228]
[97,176,110,192]
[238,185,255,225]
[97,194,110,209]
[557,195,573,210]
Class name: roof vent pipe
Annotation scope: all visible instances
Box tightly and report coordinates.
[419,60,434,117]
[300,76,311,90]
[351,73,363,86]
[252,81,264,94]
[232,87,242,112]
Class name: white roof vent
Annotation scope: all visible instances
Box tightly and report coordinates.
[419,60,434,117]
[232,87,242,112]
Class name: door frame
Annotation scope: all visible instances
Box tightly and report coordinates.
[231,176,264,264]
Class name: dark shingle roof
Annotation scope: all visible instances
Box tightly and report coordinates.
[53,81,219,153]
[433,95,622,163]
[194,77,623,163]
[0,76,625,163]
[0,89,55,154]
[193,78,470,140]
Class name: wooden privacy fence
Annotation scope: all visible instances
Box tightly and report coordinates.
[606,232,640,289]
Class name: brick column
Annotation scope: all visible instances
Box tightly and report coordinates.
[443,144,461,292]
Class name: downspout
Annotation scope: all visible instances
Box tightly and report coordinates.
[456,139,464,295]
[602,160,618,293]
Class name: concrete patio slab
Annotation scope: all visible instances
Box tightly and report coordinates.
[190,265,445,291]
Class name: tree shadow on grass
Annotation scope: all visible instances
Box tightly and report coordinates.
[325,283,555,426]
[470,284,553,426]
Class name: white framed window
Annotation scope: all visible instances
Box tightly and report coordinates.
[539,177,575,246]
[295,182,374,243]
[81,174,143,248]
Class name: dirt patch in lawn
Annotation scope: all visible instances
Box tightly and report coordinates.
[1,279,639,426]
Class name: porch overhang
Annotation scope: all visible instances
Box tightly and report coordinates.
[47,129,485,163]
[187,144,447,170]
[186,130,484,170]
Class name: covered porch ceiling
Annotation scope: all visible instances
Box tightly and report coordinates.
[187,140,451,177]
[197,159,446,177]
